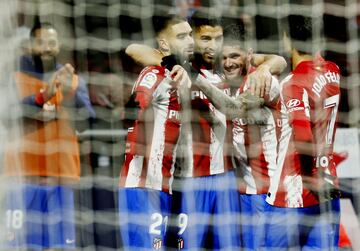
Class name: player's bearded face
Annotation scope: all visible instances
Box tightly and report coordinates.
[31,28,60,72]
[167,22,194,61]
[194,25,223,65]
[222,45,246,81]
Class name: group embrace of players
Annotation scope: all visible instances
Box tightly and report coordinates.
[119,10,342,251]
[2,6,341,251]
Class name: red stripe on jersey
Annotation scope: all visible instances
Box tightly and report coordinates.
[161,88,181,193]
[292,119,312,142]
[243,124,270,194]
[119,153,133,187]
[224,120,234,173]
[235,73,279,195]
[176,66,233,178]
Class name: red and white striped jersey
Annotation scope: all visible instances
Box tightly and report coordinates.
[120,66,181,193]
[267,54,341,208]
[174,67,233,177]
[233,75,280,194]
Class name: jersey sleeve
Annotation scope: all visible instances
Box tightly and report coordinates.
[133,66,165,109]
[282,82,313,143]
[267,76,280,103]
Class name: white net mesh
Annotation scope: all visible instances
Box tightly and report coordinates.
[1,0,359,250]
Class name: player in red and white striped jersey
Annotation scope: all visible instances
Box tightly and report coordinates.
[192,22,286,249]
[120,65,182,192]
[124,13,286,250]
[219,26,284,250]
[168,12,242,250]
[267,54,340,208]
[174,63,234,177]
[232,68,281,251]
[231,64,281,196]
[118,14,193,250]
[171,13,287,249]
[265,15,341,250]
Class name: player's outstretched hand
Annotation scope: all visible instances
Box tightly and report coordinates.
[170,65,191,88]
[245,65,272,98]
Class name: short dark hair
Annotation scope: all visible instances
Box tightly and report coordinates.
[190,10,222,30]
[287,15,313,42]
[152,14,186,36]
[222,23,245,48]
[30,22,55,38]
[284,14,317,54]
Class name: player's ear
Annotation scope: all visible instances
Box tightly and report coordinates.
[246,48,254,69]
[157,37,170,53]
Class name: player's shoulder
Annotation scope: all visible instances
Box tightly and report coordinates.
[279,73,294,88]
[136,66,167,89]
[139,66,166,76]
[323,60,340,73]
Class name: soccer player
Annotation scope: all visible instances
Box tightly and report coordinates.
[194,23,286,250]
[265,15,342,250]
[118,14,193,250]
[170,11,283,250]
[223,26,282,251]
[126,12,285,250]
[3,22,95,250]
[167,11,243,250]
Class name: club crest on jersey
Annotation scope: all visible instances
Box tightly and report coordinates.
[139,72,157,88]
[153,237,162,250]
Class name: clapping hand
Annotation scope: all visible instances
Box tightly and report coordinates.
[45,63,75,101]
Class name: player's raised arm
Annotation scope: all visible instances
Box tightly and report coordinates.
[125,43,163,66]
[245,52,286,98]
[251,53,287,76]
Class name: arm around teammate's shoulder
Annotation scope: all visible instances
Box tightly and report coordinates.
[125,43,163,67]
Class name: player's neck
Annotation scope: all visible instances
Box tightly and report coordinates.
[193,53,214,70]
[159,50,170,57]
[291,49,313,70]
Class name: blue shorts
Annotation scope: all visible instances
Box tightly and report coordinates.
[239,193,268,250]
[3,183,76,250]
[118,188,172,251]
[265,198,340,250]
[170,171,241,250]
